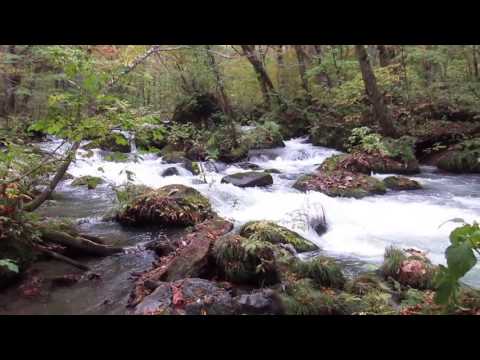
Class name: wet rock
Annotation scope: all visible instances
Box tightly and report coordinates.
[104,152,129,163]
[383,176,422,191]
[293,171,386,199]
[161,167,180,177]
[83,133,130,153]
[71,176,104,190]
[135,278,236,315]
[116,184,212,227]
[161,150,196,174]
[221,172,273,188]
[237,162,262,171]
[264,168,281,174]
[50,274,81,288]
[240,221,318,253]
[145,239,176,257]
[234,289,281,314]
[381,247,438,290]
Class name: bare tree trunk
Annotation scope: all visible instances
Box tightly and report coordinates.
[294,45,310,98]
[204,45,237,145]
[377,45,390,67]
[355,45,398,138]
[473,45,479,81]
[24,141,81,212]
[240,45,278,109]
[4,45,21,116]
[275,45,286,92]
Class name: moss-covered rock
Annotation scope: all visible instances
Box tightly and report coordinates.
[135,125,167,151]
[310,122,354,151]
[240,221,318,253]
[293,256,346,289]
[381,246,438,290]
[104,152,129,163]
[383,176,422,191]
[213,234,281,286]
[293,171,386,199]
[116,184,212,227]
[160,147,197,174]
[243,121,285,149]
[71,176,104,190]
[83,133,130,153]
[436,139,480,173]
[221,172,273,188]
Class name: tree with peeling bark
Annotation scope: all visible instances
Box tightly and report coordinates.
[355,44,399,138]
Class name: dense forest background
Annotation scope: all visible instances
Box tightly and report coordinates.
[1,45,480,315]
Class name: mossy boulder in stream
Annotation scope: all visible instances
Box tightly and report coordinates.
[292,256,346,289]
[221,172,273,188]
[116,184,212,227]
[294,171,386,199]
[71,176,104,190]
[239,221,318,253]
[383,176,422,191]
[436,139,480,174]
[381,246,438,290]
[83,133,130,153]
[213,234,281,286]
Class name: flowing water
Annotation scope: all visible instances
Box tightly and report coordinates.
[1,135,479,314]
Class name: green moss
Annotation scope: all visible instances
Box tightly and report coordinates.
[242,121,284,150]
[294,256,346,289]
[104,152,129,163]
[437,149,480,173]
[383,176,422,190]
[71,176,104,190]
[213,234,280,286]
[240,221,318,253]
[116,184,212,227]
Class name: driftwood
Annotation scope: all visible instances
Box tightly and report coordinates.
[37,246,90,271]
[40,228,124,257]
[128,217,233,308]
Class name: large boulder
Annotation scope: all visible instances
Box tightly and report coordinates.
[381,247,438,290]
[239,221,318,253]
[161,167,180,177]
[383,176,422,191]
[234,289,282,315]
[293,171,386,199]
[436,139,480,174]
[83,133,131,153]
[135,278,236,315]
[221,172,273,188]
[116,184,212,227]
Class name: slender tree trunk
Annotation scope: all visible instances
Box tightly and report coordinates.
[24,141,81,212]
[275,45,286,92]
[377,45,390,67]
[240,45,278,109]
[473,45,479,81]
[204,45,237,145]
[294,45,310,98]
[4,45,21,116]
[355,45,398,138]
[312,45,332,89]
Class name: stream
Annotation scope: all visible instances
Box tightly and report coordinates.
[1,134,479,314]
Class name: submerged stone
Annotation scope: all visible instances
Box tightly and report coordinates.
[383,176,422,191]
[71,176,104,190]
[221,172,273,188]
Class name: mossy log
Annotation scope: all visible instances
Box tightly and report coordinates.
[39,229,124,257]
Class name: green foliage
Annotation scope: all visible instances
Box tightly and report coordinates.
[435,221,480,308]
[0,258,19,273]
[348,127,416,162]
[294,257,346,289]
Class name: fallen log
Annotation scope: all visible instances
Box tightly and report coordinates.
[36,247,91,271]
[127,217,233,308]
[40,229,124,257]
